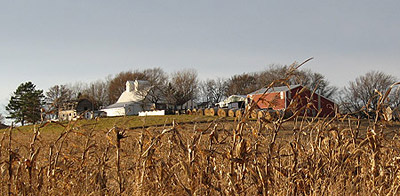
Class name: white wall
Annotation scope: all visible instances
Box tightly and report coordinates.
[139,110,165,116]
[102,103,144,116]
[101,107,126,117]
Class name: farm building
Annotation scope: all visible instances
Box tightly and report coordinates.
[58,99,95,121]
[101,80,166,116]
[216,95,247,109]
[248,84,336,117]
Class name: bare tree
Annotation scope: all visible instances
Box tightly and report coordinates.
[142,68,168,105]
[300,70,338,99]
[256,65,338,98]
[67,82,89,100]
[225,65,304,97]
[340,70,397,114]
[256,65,290,88]
[46,85,73,117]
[82,78,111,109]
[389,86,400,108]
[389,86,400,120]
[108,70,147,103]
[225,73,258,96]
[169,69,198,106]
[199,78,227,104]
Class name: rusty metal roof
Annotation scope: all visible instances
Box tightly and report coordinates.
[248,84,302,95]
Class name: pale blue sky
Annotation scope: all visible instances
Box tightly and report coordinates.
[1,0,399,118]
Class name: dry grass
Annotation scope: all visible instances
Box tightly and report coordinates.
[2,110,400,195]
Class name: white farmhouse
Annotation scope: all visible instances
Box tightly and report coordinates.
[101,80,153,116]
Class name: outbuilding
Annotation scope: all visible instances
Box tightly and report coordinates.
[216,95,247,109]
[58,99,95,121]
[248,84,336,117]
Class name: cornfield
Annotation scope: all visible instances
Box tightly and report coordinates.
[2,63,400,195]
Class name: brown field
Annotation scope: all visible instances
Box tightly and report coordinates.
[1,111,400,195]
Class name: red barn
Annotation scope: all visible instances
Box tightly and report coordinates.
[247,85,336,117]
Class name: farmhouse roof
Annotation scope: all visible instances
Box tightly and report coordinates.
[248,84,302,95]
[104,102,137,109]
[116,80,152,103]
[103,80,153,110]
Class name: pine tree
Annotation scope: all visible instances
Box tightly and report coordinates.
[6,82,44,126]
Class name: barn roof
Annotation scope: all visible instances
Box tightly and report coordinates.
[59,98,93,111]
[248,84,302,95]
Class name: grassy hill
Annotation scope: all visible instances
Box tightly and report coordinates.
[0,115,228,133]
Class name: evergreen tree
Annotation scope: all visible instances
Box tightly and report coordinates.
[6,82,44,126]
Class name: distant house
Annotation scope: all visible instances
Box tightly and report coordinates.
[59,99,95,121]
[101,80,165,116]
[248,85,336,117]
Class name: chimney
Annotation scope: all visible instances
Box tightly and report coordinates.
[126,81,132,92]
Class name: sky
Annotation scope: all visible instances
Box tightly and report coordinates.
[0,0,399,119]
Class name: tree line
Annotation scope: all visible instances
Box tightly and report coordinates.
[3,64,400,125]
